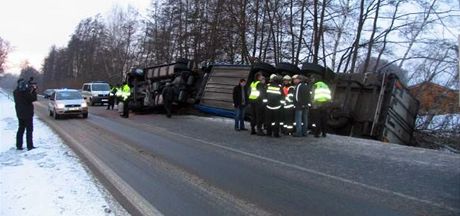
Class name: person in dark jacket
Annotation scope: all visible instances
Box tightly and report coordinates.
[107,84,117,110]
[248,72,266,136]
[13,78,38,150]
[232,79,249,131]
[293,75,311,137]
[162,82,175,118]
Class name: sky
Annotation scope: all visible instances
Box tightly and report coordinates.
[0,0,151,74]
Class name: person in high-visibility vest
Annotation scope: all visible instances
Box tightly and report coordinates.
[312,79,332,137]
[120,82,131,118]
[282,75,295,135]
[248,72,266,136]
[264,74,284,137]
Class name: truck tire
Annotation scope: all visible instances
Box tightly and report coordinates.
[276,62,301,75]
[174,63,190,72]
[251,62,275,74]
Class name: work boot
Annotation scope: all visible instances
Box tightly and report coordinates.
[274,133,280,138]
[251,128,256,135]
[322,133,327,137]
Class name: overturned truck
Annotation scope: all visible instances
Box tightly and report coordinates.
[128,60,419,146]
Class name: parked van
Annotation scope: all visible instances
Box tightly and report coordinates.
[81,81,111,106]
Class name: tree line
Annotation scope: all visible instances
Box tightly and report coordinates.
[39,0,458,89]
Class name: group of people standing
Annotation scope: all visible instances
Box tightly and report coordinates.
[233,72,332,138]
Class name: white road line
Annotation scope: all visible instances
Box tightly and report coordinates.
[168,130,460,214]
[36,104,163,216]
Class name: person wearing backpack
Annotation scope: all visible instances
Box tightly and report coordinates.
[292,75,311,137]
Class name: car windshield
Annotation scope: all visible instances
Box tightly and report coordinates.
[92,84,110,91]
[56,91,82,100]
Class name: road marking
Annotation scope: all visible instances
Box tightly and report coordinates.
[167,130,460,214]
[35,104,163,216]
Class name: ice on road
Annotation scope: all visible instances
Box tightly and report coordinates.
[0,90,128,216]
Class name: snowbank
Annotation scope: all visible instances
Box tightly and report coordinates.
[0,90,128,216]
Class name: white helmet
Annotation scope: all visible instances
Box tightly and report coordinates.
[283,75,292,80]
[269,74,277,80]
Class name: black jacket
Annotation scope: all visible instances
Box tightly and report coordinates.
[294,82,310,110]
[13,88,37,119]
[232,85,249,107]
[264,83,284,109]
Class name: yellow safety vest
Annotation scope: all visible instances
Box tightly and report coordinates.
[249,81,261,100]
[313,81,331,102]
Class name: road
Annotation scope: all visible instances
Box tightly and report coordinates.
[34,98,460,216]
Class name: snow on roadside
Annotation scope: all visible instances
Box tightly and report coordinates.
[0,89,129,216]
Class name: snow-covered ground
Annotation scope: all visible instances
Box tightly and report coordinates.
[0,89,128,216]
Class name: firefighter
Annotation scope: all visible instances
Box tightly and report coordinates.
[312,79,332,137]
[282,75,295,135]
[248,72,266,136]
[120,82,131,118]
[264,74,284,137]
[293,75,311,137]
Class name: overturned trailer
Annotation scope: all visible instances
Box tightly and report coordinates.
[197,62,419,145]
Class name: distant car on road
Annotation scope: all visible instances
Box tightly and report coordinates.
[48,89,88,119]
[81,81,110,106]
[43,89,55,99]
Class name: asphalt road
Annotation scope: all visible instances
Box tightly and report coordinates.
[34,98,460,216]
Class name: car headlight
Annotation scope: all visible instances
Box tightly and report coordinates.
[56,103,65,109]
[81,102,87,108]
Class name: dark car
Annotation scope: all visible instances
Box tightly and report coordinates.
[43,89,55,99]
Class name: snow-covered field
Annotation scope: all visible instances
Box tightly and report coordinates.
[0,90,128,216]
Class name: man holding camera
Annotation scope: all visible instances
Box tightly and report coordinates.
[13,77,37,151]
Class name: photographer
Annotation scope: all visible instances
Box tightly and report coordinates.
[13,77,37,151]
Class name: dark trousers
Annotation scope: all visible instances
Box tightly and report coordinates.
[250,102,264,132]
[17,118,33,149]
[283,108,295,133]
[265,108,281,137]
[164,101,172,118]
[107,96,115,109]
[234,105,246,129]
[312,107,328,136]
[122,100,129,118]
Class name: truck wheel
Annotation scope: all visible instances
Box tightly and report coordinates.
[275,62,301,74]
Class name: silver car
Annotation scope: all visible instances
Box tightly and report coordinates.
[48,89,89,119]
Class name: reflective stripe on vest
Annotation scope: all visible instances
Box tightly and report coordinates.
[249,81,260,100]
[266,86,281,95]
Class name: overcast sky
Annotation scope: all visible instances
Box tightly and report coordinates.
[0,0,150,74]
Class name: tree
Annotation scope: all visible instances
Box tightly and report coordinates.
[0,36,11,74]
